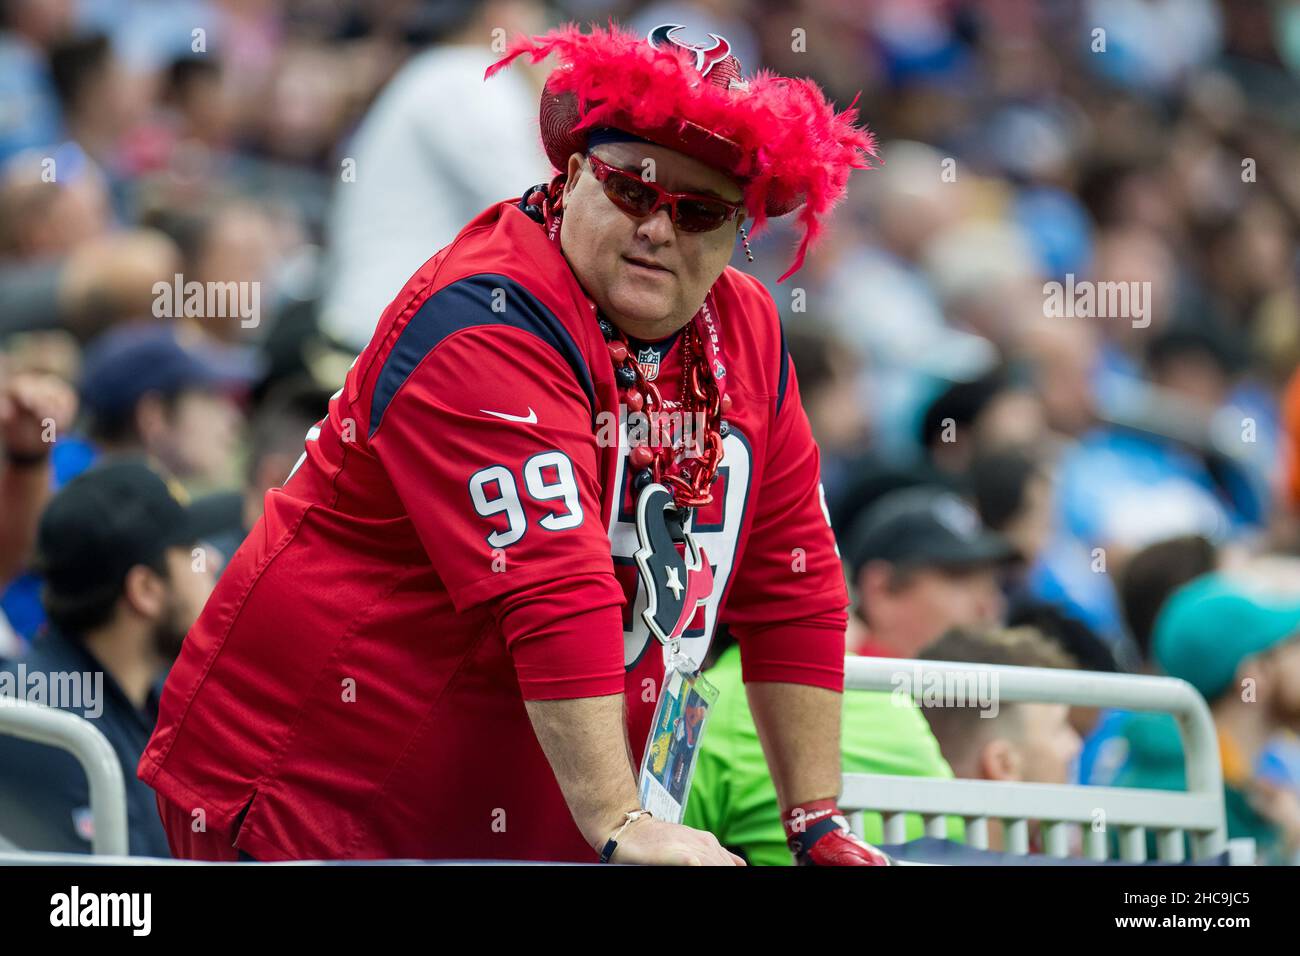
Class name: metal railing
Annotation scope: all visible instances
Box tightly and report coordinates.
[0,697,129,856]
[840,657,1228,863]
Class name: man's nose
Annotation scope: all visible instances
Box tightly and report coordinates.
[635,206,675,244]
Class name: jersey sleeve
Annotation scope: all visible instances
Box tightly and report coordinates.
[367,281,626,700]
[721,340,849,692]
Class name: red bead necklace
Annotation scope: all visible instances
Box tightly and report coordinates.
[525,176,730,509]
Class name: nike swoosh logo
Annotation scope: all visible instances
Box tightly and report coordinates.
[481,407,538,424]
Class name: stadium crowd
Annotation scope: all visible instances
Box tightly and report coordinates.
[2,0,1300,863]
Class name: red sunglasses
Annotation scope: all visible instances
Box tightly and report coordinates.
[586,155,745,233]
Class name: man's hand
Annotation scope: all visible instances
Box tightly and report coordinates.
[0,371,77,585]
[1247,779,1300,854]
[783,798,892,866]
[1,371,77,459]
[606,815,746,866]
[522,694,744,865]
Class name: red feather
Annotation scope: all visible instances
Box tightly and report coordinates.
[486,22,878,282]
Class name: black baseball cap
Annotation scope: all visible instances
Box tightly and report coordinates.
[845,486,1017,579]
[34,459,220,598]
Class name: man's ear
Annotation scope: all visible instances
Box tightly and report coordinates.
[122,563,166,621]
[860,560,891,603]
[134,391,168,444]
[565,152,585,195]
[977,737,1021,782]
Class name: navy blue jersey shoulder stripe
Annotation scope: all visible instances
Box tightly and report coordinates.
[368,274,595,437]
[776,321,791,415]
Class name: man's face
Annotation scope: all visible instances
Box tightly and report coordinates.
[559,141,744,341]
[152,546,216,661]
[867,563,1005,656]
[160,389,243,485]
[1004,702,1082,785]
[1260,635,1300,730]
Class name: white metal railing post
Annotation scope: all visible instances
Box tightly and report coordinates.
[840,657,1228,861]
[0,697,129,856]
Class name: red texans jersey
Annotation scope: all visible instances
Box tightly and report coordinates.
[139,198,848,862]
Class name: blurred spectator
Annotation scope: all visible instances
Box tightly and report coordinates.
[918,625,1081,851]
[817,140,997,454]
[919,370,1045,479]
[140,195,309,347]
[1007,599,1124,785]
[0,227,183,342]
[1083,533,1219,790]
[827,367,1045,540]
[1008,600,1121,679]
[77,322,253,487]
[0,323,253,644]
[1118,533,1219,669]
[321,0,551,349]
[0,0,74,164]
[1145,320,1244,418]
[969,444,1054,572]
[1083,0,1221,93]
[1133,569,1300,863]
[843,486,1012,658]
[0,370,77,656]
[0,460,218,855]
[921,219,1043,351]
[199,376,332,566]
[1015,313,1100,439]
[0,144,112,259]
[160,55,238,152]
[47,32,142,172]
[784,324,870,504]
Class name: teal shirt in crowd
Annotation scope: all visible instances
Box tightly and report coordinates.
[1112,712,1290,863]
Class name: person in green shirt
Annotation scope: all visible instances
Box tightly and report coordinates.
[685,486,1023,863]
[684,641,961,865]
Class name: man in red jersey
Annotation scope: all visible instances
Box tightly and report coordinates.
[139,22,887,865]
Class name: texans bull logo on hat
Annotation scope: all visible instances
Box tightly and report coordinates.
[646,24,744,88]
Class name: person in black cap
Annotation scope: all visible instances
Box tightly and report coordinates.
[0,459,217,855]
[844,486,1015,659]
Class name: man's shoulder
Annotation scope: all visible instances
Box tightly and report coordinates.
[360,203,590,364]
[390,203,581,325]
[352,204,600,428]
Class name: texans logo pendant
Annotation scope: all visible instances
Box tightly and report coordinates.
[633,483,714,646]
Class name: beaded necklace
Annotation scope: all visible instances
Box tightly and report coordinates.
[522,176,730,510]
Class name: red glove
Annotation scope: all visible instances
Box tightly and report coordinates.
[782,798,893,866]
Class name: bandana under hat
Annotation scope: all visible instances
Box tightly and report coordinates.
[485,21,878,281]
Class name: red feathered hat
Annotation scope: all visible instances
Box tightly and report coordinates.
[485,21,878,282]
